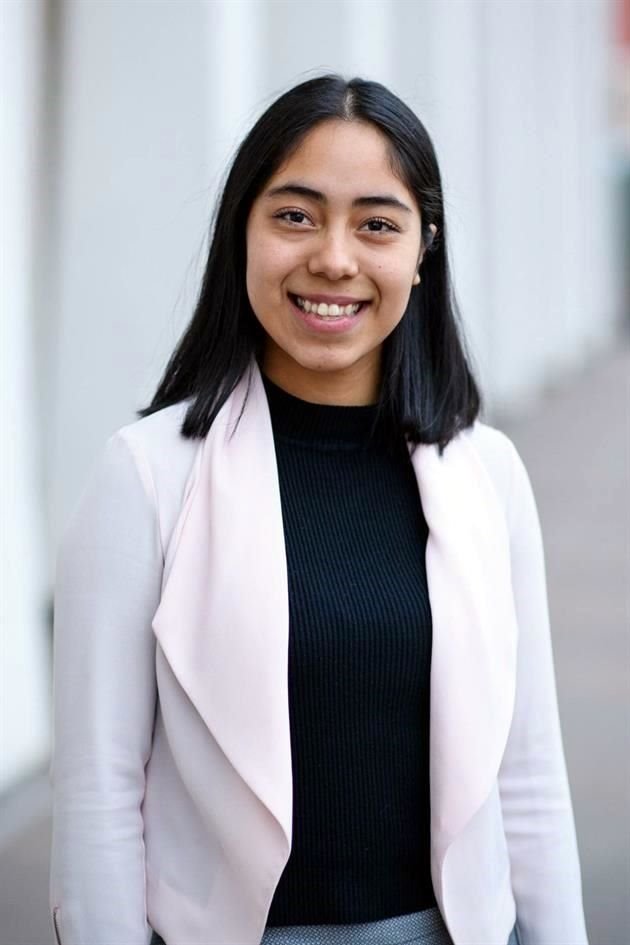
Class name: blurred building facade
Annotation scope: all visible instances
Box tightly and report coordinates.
[1,0,624,793]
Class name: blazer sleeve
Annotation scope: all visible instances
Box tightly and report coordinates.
[49,431,162,945]
[498,439,589,945]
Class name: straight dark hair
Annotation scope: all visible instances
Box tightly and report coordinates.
[137,74,483,455]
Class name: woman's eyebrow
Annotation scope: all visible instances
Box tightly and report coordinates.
[265,183,413,214]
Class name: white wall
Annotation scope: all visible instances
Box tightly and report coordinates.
[479,0,617,412]
[394,0,618,416]
[1,0,621,791]
[0,0,50,791]
[393,0,492,399]
[50,0,212,556]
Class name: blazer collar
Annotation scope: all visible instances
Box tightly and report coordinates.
[152,361,518,890]
[409,419,518,854]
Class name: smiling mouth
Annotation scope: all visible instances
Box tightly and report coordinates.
[288,293,368,319]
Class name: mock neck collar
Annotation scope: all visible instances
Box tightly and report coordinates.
[260,371,384,449]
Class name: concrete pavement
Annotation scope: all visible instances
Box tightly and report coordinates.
[497,337,630,945]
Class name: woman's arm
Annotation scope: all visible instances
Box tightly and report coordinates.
[498,440,589,945]
[49,431,162,945]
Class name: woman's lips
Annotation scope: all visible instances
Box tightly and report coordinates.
[291,292,368,306]
[287,293,368,334]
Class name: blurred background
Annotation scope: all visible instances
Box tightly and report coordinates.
[1,0,628,942]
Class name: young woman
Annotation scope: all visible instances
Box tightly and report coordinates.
[49,75,588,945]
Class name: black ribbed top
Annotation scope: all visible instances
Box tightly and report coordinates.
[262,372,436,927]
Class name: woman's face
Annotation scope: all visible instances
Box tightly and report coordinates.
[245,119,434,404]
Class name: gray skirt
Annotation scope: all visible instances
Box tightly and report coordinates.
[151,906,520,944]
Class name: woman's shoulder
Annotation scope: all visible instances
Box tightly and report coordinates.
[115,398,198,460]
[468,417,518,466]
[106,398,203,526]
[464,418,533,519]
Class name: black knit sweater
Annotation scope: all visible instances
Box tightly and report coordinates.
[262,372,437,927]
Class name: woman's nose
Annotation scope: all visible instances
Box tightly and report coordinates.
[307,230,359,280]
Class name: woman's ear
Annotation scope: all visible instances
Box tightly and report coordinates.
[414,224,438,285]
[424,223,437,252]
[418,224,438,265]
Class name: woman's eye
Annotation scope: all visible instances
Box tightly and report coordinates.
[274,209,311,226]
[273,211,400,233]
[363,217,400,233]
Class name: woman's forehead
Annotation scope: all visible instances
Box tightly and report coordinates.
[265,121,416,210]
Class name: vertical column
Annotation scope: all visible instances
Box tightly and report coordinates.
[393,0,619,416]
[0,0,50,790]
[480,0,550,408]
[341,0,395,84]
[50,0,211,542]
[573,0,620,350]
[260,0,350,97]
[392,0,492,411]
[205,0,265,205]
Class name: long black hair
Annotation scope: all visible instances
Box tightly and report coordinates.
[137,74,483,455]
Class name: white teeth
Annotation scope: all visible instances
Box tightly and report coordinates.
[295,295,362,317]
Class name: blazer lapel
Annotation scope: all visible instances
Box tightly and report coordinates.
[152,363,293,850]
[153,359,518,914]
[409,429,518,893]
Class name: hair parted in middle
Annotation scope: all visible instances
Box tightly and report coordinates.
[138,73,482,456]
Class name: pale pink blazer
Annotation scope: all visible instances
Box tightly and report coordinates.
[49,361,588,945]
